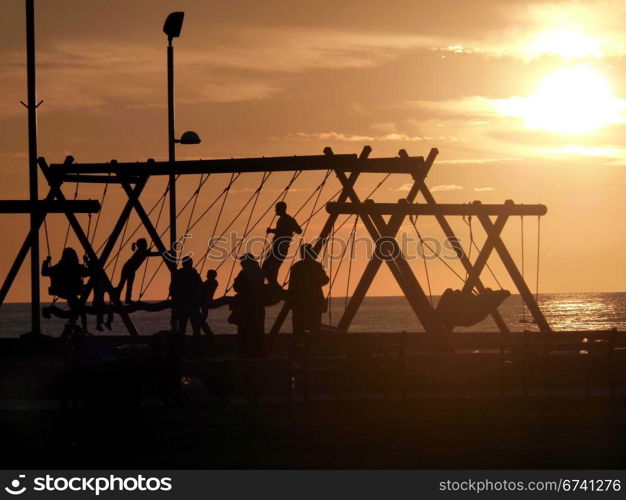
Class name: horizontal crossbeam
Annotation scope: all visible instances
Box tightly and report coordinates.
[0,199,101,214]
[46,151,431,178]
[326,200,547,217]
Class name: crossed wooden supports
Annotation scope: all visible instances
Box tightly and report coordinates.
[0,157,176,336]
[322,170,551,335]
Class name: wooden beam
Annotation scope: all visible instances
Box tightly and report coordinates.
[0,200,100,214]
[49,151,428,177]
[327,201,547,217]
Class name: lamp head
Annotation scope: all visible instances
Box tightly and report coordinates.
[163,12,184,40]
[177,130,201,145]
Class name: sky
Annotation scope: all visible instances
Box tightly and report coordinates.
[1,0,626,302]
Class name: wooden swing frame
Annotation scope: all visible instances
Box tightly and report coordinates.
[0,146,551,336]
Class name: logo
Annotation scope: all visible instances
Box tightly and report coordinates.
[163,234,193,263]
[5,475,26,496]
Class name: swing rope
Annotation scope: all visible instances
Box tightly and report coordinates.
[110,216,130,283]
[174,173,212,261]
[520,215,526,321]
[89,174,110,247]
[198,173,268,270]
[138,181,169,299]
[463,216,474,280]
[42,217,51,258]
[344,215,358,309]
[408,216,465,283]
[535,215,541,304]
[198,173,239,274]
[410,216,434,306]
[141,174,240,296]
[62,178,80,249]
[464,216,504,290]
[222,172,272,292]
[326,221,335,326]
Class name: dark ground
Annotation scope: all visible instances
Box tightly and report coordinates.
[1,395,625,469]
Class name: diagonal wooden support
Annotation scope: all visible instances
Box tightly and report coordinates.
[119,180,176,273]
[368,208,446,336]
[478,214,552,333]
[38,159,139,336]
[0,213,45,308]
[0,189,58,308]
[461,213,509,294]
[79,177,148,306]
[338,149,438,331]
[334,161,445,335]
[418,182,510,333]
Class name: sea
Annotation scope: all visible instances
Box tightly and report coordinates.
[1,292,625,337]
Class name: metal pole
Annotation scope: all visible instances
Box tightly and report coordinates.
[167,39,176,259]
[26,0,41,335]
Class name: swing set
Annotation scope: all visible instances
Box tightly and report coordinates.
[0,144,551,338]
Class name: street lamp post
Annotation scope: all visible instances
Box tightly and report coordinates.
[164,12,184,259]
[163,12,201,264]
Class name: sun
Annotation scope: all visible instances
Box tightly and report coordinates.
[497,66,624,134]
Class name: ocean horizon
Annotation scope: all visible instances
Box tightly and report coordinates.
[1,292,624,337]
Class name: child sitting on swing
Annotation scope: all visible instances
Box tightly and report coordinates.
[116,238,160,304]
[42,247,90,333]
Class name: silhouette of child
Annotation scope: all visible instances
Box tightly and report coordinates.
[200,269,218,335]
[116,238,160,303]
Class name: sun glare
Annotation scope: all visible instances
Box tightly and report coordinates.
[526,26,604,59]
[496,66,624,134]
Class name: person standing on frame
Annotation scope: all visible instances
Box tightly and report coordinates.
[262,202,302,286]
[116,238,160,304]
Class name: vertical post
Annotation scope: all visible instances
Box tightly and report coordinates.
[167,40,177,259]
[26,0,41,335]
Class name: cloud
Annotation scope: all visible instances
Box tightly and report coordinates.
[431,184,463,192]
[286,131,458,143]
[393,182,413,192]
[474,186,494,192]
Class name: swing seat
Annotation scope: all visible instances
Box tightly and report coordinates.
[437,288,510,327]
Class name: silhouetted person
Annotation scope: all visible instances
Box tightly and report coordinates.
[169,258,203,336]
[116,238,160,304]
[262,201,302,286]
[42,247,89,333]
[83,255,113,331]
[288,244,329,337]
[200,269,218,336]
[231,253,266,357]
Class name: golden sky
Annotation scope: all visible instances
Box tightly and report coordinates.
[1,0,626,301]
